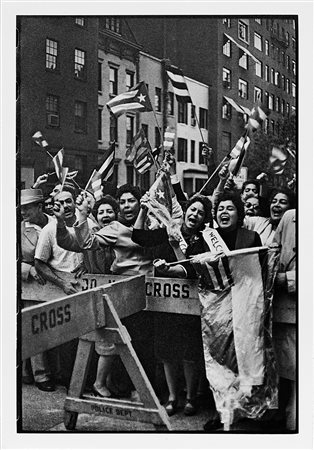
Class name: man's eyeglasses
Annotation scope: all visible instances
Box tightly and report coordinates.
[245,202,260,210]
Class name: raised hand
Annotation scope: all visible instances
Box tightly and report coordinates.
[32,173,48,188]
[75,192,91,220]
[53,200,66,222]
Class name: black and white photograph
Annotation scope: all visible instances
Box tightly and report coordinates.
[1,2,313,449]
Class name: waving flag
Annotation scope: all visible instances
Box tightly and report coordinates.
[126,128,155,174]
[32,131,48,148]
[98,142,115,181]
[163,127,176,152]
[166,66,192,103]
[228,133,251,160]
[106,81,153,117]
[246,105,267,133]
[66,170,78,180]
[147,171,173,227]
[192,246,279,428]
[52,148,69,186]
[269,145,287,175]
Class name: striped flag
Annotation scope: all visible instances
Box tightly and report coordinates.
[66,170,78,180]
[146,171,173,227]
[90,171,103,201]
[106,81,153,117]
[191,252,234,291]
[127,128,155,174]
[152,146,161,161]
[166,66,192,103]
[193,246,279,425]
[98,142,115,181]
[52,148,68,184]
[269,145,287,175]
[246,105,267,133]
[228,133,251,159]
[32,131,48,148]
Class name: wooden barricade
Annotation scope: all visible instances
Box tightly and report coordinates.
[21,272,201,431]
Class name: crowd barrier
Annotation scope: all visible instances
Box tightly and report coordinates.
[21,272,201,431]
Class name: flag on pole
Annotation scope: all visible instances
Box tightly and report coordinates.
[228,133,251,159]
[32,131,49,148]
[126,128,155,174]
[90,170,103,201]
[246,105,267,133]
[106,81,153,117]
[146,171,173,227]
[98,142,115,181]
[192,246,279,426]
[52,148,66,183]
[269,145,288,175]
[166,66,192,103]
[229,136,251,177]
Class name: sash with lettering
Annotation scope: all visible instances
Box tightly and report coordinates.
[191,239,279,428]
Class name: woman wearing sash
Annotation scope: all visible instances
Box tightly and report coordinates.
[132,194,213,417]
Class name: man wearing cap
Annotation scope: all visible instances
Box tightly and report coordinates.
[21,188,56,392]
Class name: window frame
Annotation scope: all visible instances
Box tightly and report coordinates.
[222,67,231,88]
[74,100,87,133]
[46,94,60,127]
[155,87,162,112]
[254,32,263,51]
[178,102,188,124]
[109,65,118,96]
[238,19,249,43]
[238,78,248,99]
[45,38,59,71]
[255,59,262,78]
[199,107,208,129]
[177,137,188,162]
[74,48,86,81]
[254,86,262,103]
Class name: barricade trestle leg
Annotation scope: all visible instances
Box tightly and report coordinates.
[63,293,171,431]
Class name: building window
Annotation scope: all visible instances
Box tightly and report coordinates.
[239,51,248,69]
[265,39,269,56]
[286,78,290,94]
[265,65,269,82]
[270,68,275,84]
[286,103,290,117]
[222,18,231,27]
[168,92,174,115]
[109,66,118,95]
[286,55,291,72]
[155,127,161,148]
[238,20,249,42]
[265,91,269,106]
[255,59,262,78]
[74,101,87,132]
[198,142,204,164]
[126,71,134,90]
[74,48,86,80]
[191,105,196,126]
[199,108,208,129]
[46,94,59,127]
[190,140,195,163]
[222,131,231,153]
[177,138,188,162]
[75,17,85,27]
[126,164,134,184]
[110,114,118,142]
[254,86,262,102]
[268,94,274,110]
[98,62,102,91]
[126,116,134,146]
[105,18,121,34]
[281,74,285,90]
[292,82,296,98]
[285,31,290,46]
[155,87,162,112]
[254,32,262,51]
[281,51,285,65]
[45,38,58,70]
[222,99,231,119]
[275,96,280,112]
[178,102,188,124]
[271,120,275,134]
[238,79,248,99]
[264,118,269,134]
[255,18,262,24]
[223,38,231,57]
[98,107,102,140]
[223,67,231,88]
[292,60,296,76]
[281,99,285,116]
[274,71,280,86]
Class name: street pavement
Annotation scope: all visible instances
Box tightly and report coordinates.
[21,383,267,433]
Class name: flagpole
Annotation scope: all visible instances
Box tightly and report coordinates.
[84,169,97,191]
[197,156,230,195]
[228,128,249,179]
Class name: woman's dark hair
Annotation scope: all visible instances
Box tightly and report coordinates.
[269,187,296,209]
[185,195,213,229]
[92,195,119,219]
[116,184,141,203]
[214,192,245,227]
[241,179,260,194]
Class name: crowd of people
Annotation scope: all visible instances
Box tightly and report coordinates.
[20,153,296,432]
